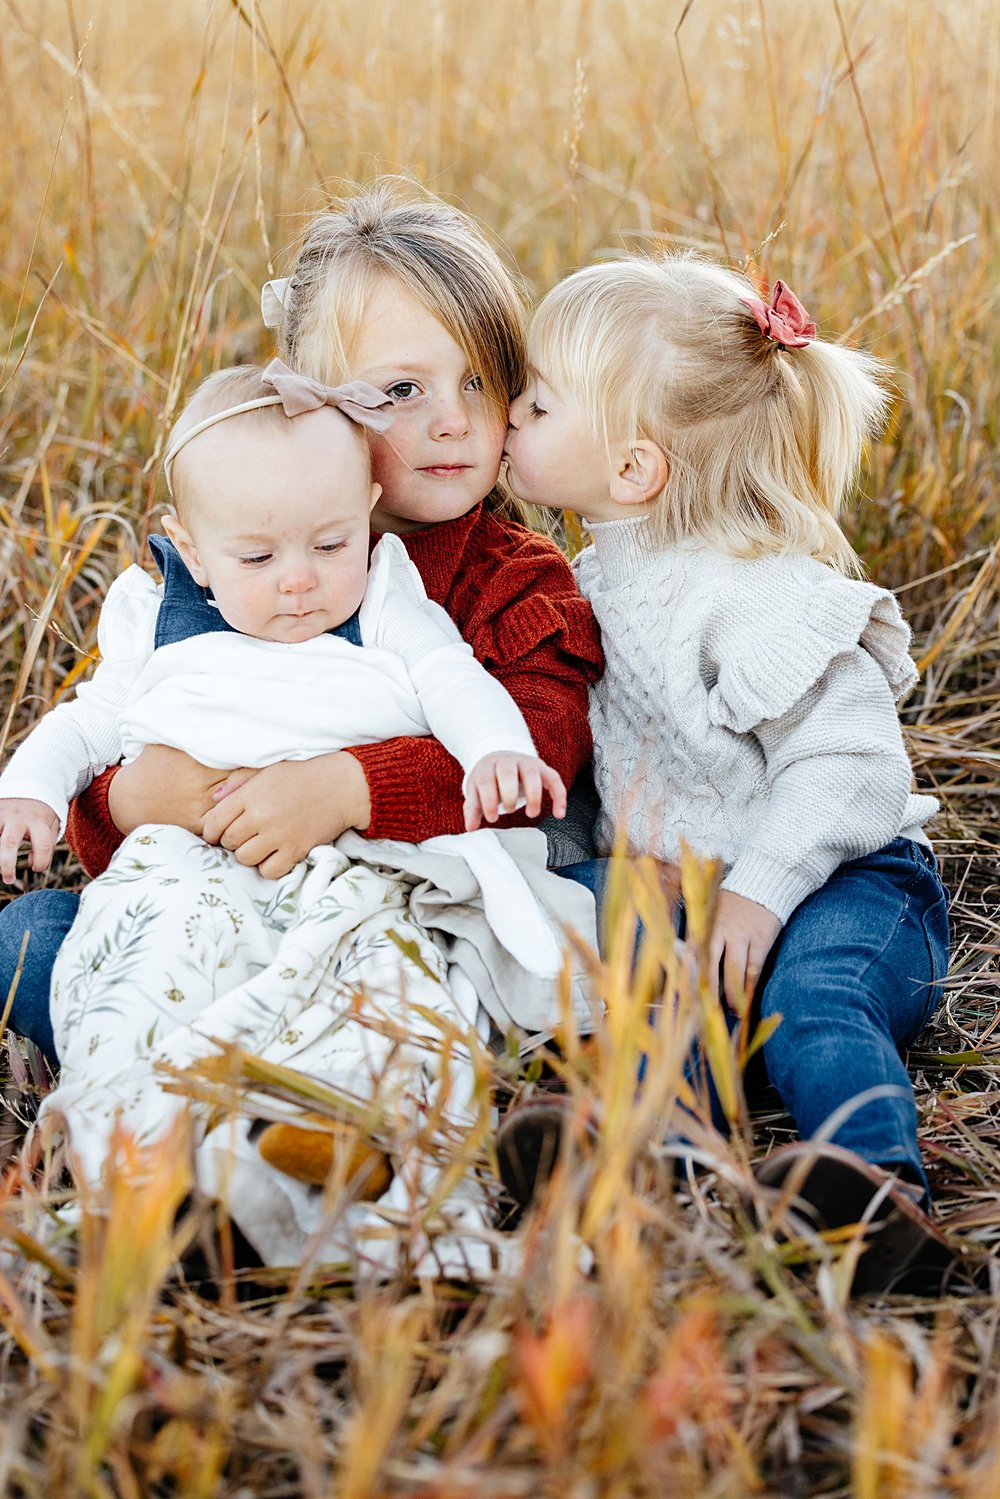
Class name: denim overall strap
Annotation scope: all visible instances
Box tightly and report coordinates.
[334,608,363,646]
[149,534,231,647]
[148,535,363,647]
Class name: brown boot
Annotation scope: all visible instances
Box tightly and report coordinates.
[257,1113,394,1200]
[754,1141,979,1296]
[495,1095,598,1223]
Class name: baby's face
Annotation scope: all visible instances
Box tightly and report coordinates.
[166,408,379,642]
[505,371,614,520]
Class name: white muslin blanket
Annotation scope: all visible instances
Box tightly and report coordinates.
[41,824,596,1276]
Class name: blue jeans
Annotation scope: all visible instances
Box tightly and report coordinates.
[560,838,948,1194]
[0,889,78,1063]
[756,837,948,1193]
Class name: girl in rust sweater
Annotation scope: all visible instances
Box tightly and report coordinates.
[1,179,603,1063]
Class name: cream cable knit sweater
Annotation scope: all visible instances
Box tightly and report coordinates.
[576,517,937,923]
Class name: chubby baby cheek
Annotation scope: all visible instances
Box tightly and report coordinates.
[231,580,273,633]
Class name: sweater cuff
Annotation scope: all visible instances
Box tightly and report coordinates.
[64,767,126,879]
[345,740,465,842]
[720,850,819,924]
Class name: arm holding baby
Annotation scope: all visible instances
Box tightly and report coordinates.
[56,534,566,884]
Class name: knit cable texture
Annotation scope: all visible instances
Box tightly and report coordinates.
[577,521,937,923]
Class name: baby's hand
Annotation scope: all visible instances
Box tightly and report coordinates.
[0,798,60,884]
[463,752,567,832]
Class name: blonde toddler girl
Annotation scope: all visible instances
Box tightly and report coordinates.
[503,254,957,1293]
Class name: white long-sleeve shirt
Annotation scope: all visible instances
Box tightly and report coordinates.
[576,518,937,923]
[0,534,537,833]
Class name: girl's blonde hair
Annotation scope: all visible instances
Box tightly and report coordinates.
[531,254,891,573]
[277,178,529,520]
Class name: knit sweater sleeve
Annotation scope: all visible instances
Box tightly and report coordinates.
[708,559,918,732]
[719,649,918,920]
[348,526,604,842]
[364,534,537,776]
[65,765,123,877]
[708,562,923,921]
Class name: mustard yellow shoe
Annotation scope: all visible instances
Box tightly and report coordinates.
[257,1114,394,1200]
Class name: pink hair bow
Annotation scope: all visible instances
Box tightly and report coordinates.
[741,280,817,349]
[261,358,394,432]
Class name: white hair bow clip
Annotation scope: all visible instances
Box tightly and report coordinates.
[261,278,291,329]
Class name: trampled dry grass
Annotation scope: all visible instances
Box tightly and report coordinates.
[1,1,999,1493]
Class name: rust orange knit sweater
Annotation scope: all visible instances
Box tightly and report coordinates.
[66,503,604,877]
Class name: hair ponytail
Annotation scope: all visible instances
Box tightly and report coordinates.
[781,337,891,571]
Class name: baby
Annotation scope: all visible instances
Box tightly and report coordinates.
[0,361,585,1219]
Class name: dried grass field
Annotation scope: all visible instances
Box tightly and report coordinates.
[1,1,1000,1494]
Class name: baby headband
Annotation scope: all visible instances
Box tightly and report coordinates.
[162,357,393,495]
[261,278,291,329]
[740,280,817,349]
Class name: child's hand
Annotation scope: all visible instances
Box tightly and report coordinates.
[709,888,782,1015]
[108,745,256,836]
[0,798,60,884]
[203,753,372,880]
[463,752,567,832]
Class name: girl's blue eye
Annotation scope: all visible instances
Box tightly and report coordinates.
[387,381,420,402]
[465,374,485,392]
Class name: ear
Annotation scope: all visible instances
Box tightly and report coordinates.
[608,439,669,509]
[161,513,210,587]
[368,481,382,513]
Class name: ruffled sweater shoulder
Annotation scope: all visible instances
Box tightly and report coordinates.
[702,551,918,730]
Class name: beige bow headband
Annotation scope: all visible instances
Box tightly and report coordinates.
[162,357,394,495]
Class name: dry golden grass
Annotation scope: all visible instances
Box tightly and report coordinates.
[1,1,999,1494]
